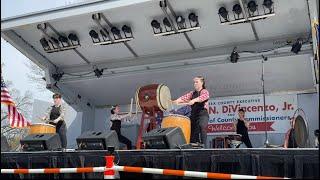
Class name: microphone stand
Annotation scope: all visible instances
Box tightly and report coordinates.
[261,55,270,147]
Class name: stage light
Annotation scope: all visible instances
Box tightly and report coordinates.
[89,30,99,39]
[68,33,80,46]
[188,13,199,27]
[94,68,104,78]
[111,27,121,39]
[122,25,131,34]
[188,13,198,22]
[100,29,109,41]
[232,4,242,15]
[263,0,273,13]
[263,0,273,9]
[51,37,59,44]
[218,7,229,22]
[52,72,64,81]
[230,47,239,63]
[40,38,50,50]
[176,16,186,29]
[58,36,69,47]
[151,20,161,29]
[151,20,162,34]
[122,25,133,38]
[89,29,100,43]
[163,17,171,28]
[291,39,302,54]
[68,33,78,42]
[247,1,258,15]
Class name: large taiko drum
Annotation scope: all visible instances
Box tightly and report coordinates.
[136,84,171,115]
[29,123,56,134]
[161,114,191,143]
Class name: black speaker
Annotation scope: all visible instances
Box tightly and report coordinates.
[142,127,186,149]
[20,133,62,151]
[1,135,10,152]
[76,130,119,150]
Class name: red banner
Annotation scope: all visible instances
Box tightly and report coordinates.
[207,121,275,133]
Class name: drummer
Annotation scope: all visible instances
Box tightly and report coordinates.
[172,76,210,147]
[109,105,133,150]
[233,109,252,148]
[41,93,67,149]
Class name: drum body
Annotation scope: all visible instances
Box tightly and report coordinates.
[161,114,191,143]
[29,123,56,134]
[136,84,171,115]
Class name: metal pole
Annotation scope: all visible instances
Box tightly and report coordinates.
[261,55,269,146]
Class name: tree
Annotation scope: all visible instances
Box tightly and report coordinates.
[25,62,46,92]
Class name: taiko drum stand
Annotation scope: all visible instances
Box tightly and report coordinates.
[135,109,163,149]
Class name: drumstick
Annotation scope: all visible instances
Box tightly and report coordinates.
[130,98,133,113]
[135,96,138,116]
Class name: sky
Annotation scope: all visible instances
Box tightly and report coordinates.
[1,0,83,102]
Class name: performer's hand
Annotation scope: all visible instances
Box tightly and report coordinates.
[171,100,177,104]
[187,100,195,105]
[53,119,60,124]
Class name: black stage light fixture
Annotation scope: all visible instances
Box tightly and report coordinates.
[68,33,80,46]
[291,39,302,54]
[111,27,121,40]
[230,47,239,63]
[52,72,64,81]
[218,7,229,22]
[58,35,69,47]
[151,20,162,33]
[188,12,199,27]
[263,0,273,13]
[232,4,242,19]
[49,37,60,49]
[176,16,186,29]
[40,38,50,50]
[163,17,173,32]
[89,30,100,43]
[247,1,258,16]
[122,25,133,38]
[100,29,109,41]
[94,68,104,78]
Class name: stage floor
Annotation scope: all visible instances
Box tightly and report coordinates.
[1,148,319,179]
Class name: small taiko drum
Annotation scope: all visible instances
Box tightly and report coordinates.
[227,134,242,148]
[161,114,191,143]
[136,84,171,116]
[29,123,56,134]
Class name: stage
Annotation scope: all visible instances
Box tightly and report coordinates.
[1,148,319,179]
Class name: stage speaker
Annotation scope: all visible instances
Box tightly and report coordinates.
[20,133,61,151]
[1,135,10,152]
[142,127,186,149]
[76,130,119,150]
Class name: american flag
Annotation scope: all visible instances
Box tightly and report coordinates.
[1,76,31,127]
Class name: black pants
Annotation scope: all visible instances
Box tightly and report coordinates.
[56,122,67,148]
[111,128,132,150]
[190,111,209,147]
[241,134,253,148]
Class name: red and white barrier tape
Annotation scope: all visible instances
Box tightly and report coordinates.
[1,166,288,179]
[1,156,289,179]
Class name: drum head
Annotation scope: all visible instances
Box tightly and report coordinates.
[157,84,171,111]
[31,123,55,128]
[294,115,308,147]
